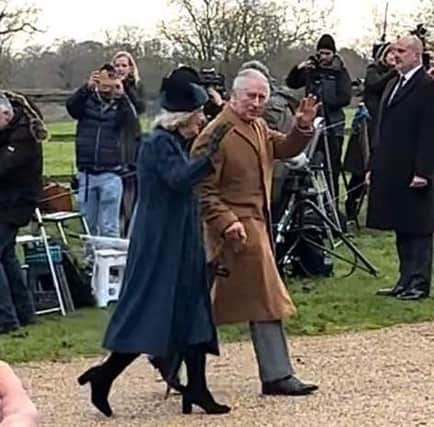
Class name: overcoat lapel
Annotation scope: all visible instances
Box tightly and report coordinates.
[388,68,425,108]
[378,76,397,117]
[223,107,262,157]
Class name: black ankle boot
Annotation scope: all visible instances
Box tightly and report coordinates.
[183,347,231,415]
[182,389,231,415]
[78,352,139,417]
[78,366,113,417]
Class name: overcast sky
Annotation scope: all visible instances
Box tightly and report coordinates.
[14,0,419,49]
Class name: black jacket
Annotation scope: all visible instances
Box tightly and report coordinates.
[66,86,137,172]
[0,93,44,226]
[286,55,352,136]
[367,68,434,234]
[120,78,146,167]
[363,62,397,140]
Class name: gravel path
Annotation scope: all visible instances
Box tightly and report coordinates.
[13,322,434,427]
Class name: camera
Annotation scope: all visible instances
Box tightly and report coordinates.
[306,55,320,69]
[198,67,226,96]
[410,24,431,69]
[410,23,428,41]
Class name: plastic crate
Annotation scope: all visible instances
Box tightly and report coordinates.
[34,290,60,311]
[23,242,63,266]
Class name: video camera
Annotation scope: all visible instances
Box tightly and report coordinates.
[198,67,226,96]
[410,24,431,69]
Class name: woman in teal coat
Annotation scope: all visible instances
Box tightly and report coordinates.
[78,68,232,417]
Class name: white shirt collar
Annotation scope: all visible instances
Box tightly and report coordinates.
[400,64,423,84]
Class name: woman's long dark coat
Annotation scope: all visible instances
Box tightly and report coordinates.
[367,69,434,234]
[103,127,218,357]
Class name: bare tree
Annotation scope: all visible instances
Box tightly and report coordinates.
[160,0,334,65]
[0,0,41,43]
[56,39,106,89]
[349,2,433,56]
[0,1,41,84]
[285,0,335,47]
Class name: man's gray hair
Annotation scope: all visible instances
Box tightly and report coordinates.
[239,60,271,80]
[0,92,13,115]
[152,109,196,131]
[232,69,271,100]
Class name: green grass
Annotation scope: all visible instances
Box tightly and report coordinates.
[3,117,433,364]
[2,230,434,364]
[43,142,75,176]
[48,121,76,136]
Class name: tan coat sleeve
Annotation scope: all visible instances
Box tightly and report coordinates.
[191,131,239,235]
[268,124,313,159]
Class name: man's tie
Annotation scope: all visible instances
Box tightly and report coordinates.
[388,75,406,105]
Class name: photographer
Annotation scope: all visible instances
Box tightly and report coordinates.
[198,67,226,120]
[364,43,397,140]
[0,91,45,335]
[66,64,137,239]
[344,43,397,220]
[286,34,352,203]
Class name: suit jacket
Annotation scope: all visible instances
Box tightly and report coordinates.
[367,67,434,234]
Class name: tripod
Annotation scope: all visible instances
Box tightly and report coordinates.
[342,102,372,229]
[274,122,378,277]
[305,70,342,225]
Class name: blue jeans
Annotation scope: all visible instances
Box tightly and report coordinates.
[78,172,123,238]
[0,223,35,329]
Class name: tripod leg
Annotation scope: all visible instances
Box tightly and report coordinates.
[303,200,378,276]
[318,170,342,232]
[311,174,335,247]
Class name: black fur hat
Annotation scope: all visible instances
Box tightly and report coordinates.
[160,66,208,112]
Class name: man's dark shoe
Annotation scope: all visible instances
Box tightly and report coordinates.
[376,286,404,296]
[262,376,318,396]
[396,289,429,301]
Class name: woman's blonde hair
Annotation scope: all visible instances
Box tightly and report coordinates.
[112,51,141,83]
[152,109,198,131]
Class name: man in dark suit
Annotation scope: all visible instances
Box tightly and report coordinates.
[367,35,434,301]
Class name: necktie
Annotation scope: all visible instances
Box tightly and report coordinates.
[388,75,406,105]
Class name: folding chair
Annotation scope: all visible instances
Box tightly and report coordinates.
[18,208,75,316]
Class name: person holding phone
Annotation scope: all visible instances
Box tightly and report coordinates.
[66,64,136,240]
